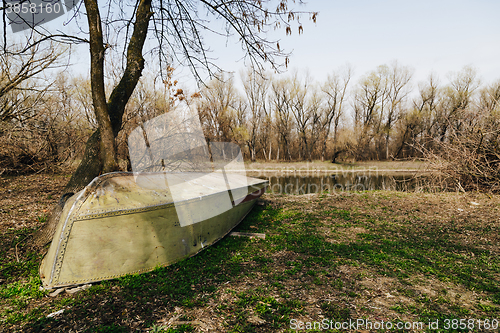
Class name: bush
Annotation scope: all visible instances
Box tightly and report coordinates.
[421,126,500,193]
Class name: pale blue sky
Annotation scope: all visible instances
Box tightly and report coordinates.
[9,0,500,90]
[196,0,500,88]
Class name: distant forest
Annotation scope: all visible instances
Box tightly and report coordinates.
[1,60,500,190]
[196,64,499,163]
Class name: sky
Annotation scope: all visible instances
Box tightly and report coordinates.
[5,0,500,91]
[196,0,500,89]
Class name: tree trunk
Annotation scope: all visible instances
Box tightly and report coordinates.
[321,138,326,162]
[85,0,119,174]
[394,125,411,159]
[386,133,390,160]
[331,149,345,163]
[33,130,103,247]
[249,139,256,162]
[32,0,153,248]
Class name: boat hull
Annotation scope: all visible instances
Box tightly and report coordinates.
[40,172,267,289]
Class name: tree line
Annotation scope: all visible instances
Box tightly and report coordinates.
[196,63,499,165]
[2,60,499,175]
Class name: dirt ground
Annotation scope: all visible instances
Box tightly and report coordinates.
[1,173,499,332]
[0,174,67,232]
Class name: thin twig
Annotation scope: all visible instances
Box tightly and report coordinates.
[15,243,19,263]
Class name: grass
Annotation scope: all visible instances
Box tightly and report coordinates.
[1,174,500,331]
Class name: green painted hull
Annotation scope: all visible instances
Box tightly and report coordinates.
[40,172,267,289]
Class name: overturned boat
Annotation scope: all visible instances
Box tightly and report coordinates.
[39,171,267,289]
[40,109,268,289]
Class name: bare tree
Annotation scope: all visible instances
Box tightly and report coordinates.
[416,74,440,141]
[477,80,500,117]
[72,76,97,129]
[435,66,479,142]
[241,68,269,161]
[352,66,389,159]
[12,0,314,177]
[307,86,323,160]
[398,74,441,157]
[419,79,500,193]
[0,70,93,175]
[198,73,239,143]
[321,65,351,161]
[0,39,63,122]
[259,94,275,161]
[271,77,293,161]
[383,62,413,159]
[22,0,317,245]
[287,72,312,160]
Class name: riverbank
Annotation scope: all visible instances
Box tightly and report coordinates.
[1,173,499,332]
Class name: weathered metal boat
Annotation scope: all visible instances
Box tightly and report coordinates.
[39,171,267,289]
[40,107,267,289]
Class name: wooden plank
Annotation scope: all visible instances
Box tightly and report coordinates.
[229,232,266,239]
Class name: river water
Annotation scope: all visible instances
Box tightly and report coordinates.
[250,172,423,194]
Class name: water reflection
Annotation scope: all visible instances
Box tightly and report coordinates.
[256,173,419,194]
